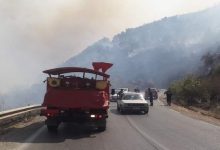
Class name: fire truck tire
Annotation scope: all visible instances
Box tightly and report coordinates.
[97,119,106,132]
[47,125,58,132]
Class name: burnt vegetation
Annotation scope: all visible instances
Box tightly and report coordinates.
[170,47,220,112]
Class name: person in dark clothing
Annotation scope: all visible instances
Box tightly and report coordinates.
[111,89,115,95]
[148,88,153,106]
[117,89,124,100]
[165,89,172,106]
[134,88,140,93]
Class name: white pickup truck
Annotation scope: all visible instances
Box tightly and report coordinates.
[117,92,149,114]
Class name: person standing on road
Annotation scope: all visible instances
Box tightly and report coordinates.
[165,89,172,106]
[134,87,140,93]
[117,89,124,100]
[148,88,153,106]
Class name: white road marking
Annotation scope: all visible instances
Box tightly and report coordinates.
[126,116,169,150]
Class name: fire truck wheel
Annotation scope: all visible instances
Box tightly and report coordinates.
[47,125,58,132]
[97,119,106,132]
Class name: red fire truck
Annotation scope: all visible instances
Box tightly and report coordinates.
[41,62,113,132]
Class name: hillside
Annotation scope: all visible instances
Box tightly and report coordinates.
[2,5,220,110]
[63,5,220,89]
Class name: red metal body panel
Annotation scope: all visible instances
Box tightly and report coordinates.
[43,90,109,109]
[42,62,112,114]
[92,62,113,73]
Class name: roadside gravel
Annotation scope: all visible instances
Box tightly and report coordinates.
[159,92,220,127]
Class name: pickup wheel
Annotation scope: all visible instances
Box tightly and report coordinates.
[120,108,124,114]
[143,107,149,114]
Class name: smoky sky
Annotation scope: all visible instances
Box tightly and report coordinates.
[1,0,220,93]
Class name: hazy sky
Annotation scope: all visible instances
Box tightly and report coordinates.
[1,0,220,93]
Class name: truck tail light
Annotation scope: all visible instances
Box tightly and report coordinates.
[47,113,52,117]
[44,108,59,117]
[90,114,96,118]
[97,114,103,119]
[47,77,61,87]
[90,114,103,119]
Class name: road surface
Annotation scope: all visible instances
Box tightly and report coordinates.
[1,98,220,150]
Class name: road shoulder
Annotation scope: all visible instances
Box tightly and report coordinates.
[159,93,220,127]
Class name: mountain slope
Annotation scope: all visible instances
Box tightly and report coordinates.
[63,5,220,89]
[2,5,220,111]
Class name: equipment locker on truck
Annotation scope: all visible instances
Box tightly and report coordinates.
[41,62,113,132]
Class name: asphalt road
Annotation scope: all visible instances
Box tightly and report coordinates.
[1,98,220,150]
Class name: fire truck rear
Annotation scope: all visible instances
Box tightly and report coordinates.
[41,62,113,132]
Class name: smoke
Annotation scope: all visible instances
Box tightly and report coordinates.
[1,0,220,93]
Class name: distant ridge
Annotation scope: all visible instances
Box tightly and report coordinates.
[63,5,220,89]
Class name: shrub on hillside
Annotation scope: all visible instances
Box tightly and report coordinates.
[170,75,209,106]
